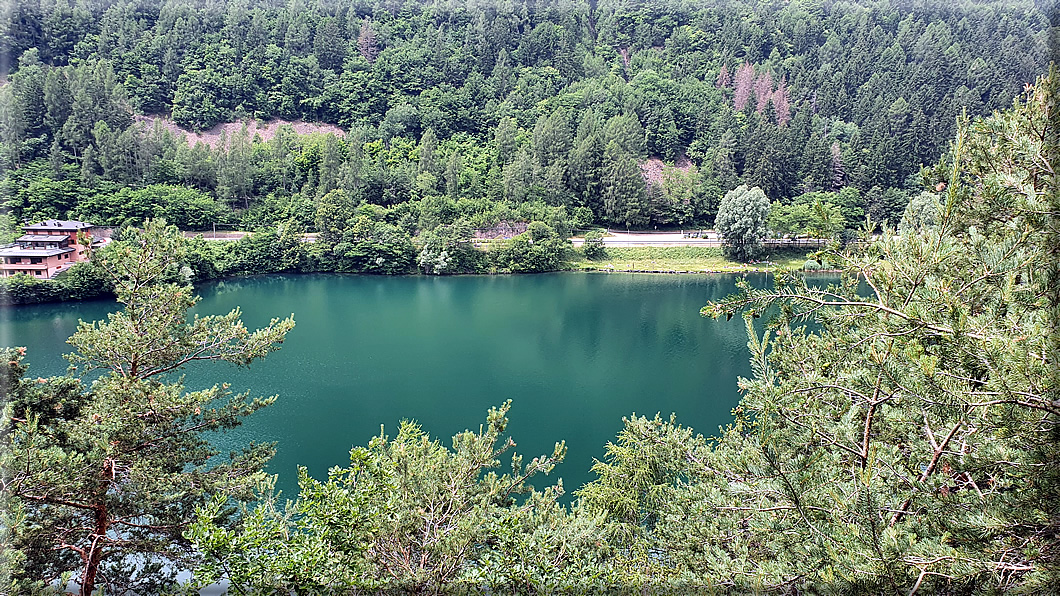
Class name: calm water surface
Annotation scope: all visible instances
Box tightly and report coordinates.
[2,272,764,497]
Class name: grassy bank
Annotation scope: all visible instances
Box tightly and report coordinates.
[568,246,813,273]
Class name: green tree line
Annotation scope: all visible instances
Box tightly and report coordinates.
[0,0,1053,241]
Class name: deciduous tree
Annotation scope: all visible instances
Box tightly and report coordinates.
[715,184,769,261]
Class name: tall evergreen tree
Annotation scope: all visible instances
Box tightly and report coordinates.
[2,221,294,595]
[602,140,647,228]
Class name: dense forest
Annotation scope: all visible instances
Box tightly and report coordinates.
[0,0,1053,265]
[2,0,1059,593]
[4,67,1058,595]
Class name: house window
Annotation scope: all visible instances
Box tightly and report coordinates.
[30,258,42,264]
[34,270,41,275]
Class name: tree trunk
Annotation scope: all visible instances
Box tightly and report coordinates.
[80,474,110,596]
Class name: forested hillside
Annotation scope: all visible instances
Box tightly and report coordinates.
[6,70,1053,594]
[3,2,1059,592]
[0,0,1054,257]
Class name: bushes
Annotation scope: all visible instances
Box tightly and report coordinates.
[489,221,571,273]
[332,217,417,275]
[417,220,485,274]
[0,274,65,305]
[582,230,606,259]
[802,258,833,271]
[0,262,111,306]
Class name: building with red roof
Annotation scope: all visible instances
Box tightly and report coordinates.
[0,220,109,279]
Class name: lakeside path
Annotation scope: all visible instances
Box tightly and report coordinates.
[184,230,823,252]
[570,231,722,247]
[185,230,722,246]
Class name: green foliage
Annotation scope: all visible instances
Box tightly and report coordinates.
[0,261,111,306]
[0,273,65,305]
[213,221,308,276]
[52,261,110,300]
[602,140,648,228]
[898,191,942,235]
[770,199,846,239]
[188,402,582,593]
[0,0,1048,238]
[2,5,1057,592]
[74,184,229,229]
[326,215,416,275]
[578,414,704,535]
[1,219,293,596]
[489,221,571,273]
[715,184,770,261]
[416,220,483,275]
[693,71,1060,592]
[582,229,607,259]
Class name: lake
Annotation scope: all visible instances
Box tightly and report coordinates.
[1,272,764,499]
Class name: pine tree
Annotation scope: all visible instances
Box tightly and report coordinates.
[692,70,1060,592]
[568,118,606,212]
[715,64,731,89]
[358,18,379,64]
[771,77,791,125]
[830,141,845,190]
[753,70,773,114]
[445,151,463,198]
[418,128,441,177]
[602,140,647,228]
[493,117,519,167]
[732,62,755,111]
[2,221,294,595]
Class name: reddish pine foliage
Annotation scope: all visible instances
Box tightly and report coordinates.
[772,77,791,125]
[733,62,755,111]
[716,64,731,88]
[638,156,693,188]
[754,71,774,113]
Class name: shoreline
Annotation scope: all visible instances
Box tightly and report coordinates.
[0,252,833,308]
[571,265,784,275]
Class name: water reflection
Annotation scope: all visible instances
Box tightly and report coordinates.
[5,272,768,499]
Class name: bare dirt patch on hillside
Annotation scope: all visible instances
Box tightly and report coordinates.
[639,156,694,187]
[134,116,345,149]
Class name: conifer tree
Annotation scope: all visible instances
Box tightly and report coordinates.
[753,70,773,114]
[357,18,379,64]
[732,62,755,111]
[602,140,647,228]
[715,64,731,88]
[690,69,1060,592]
[1,220,294,595]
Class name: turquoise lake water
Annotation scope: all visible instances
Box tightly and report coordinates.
[2,272,766,498]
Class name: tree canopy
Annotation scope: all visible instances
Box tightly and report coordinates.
[715,184,770,261]
[174,71,1060,592]
[1,220,294,595]
[0,0,1051,247]
[694,67,1060,592]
